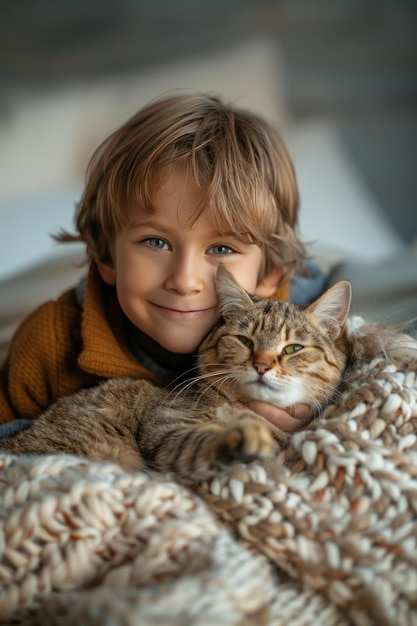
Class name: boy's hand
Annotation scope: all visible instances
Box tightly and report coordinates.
[237,400,312,433]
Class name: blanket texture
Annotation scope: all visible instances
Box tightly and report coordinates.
[1,330,417,625]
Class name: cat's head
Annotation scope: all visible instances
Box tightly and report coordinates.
[198,266,352,411]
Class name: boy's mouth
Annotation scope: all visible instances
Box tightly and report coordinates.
[150,302,217,319]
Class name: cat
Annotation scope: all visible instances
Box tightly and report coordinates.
[1,267,352,481]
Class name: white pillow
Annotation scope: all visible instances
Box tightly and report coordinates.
[283,121,405,264]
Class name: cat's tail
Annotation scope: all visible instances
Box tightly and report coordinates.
[344,315,417,371]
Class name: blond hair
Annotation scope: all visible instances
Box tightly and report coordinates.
[57,93,306,281]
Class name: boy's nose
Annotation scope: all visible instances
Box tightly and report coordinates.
[164,258,204,295]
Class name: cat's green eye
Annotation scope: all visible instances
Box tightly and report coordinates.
[282,344,303,355]
[237,335,253,349]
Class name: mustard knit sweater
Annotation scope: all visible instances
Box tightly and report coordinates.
[0,264,290,424]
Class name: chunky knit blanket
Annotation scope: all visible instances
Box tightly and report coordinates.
[1,330,417,625]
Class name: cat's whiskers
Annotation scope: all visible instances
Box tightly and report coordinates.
[161,367,238,410]
[160,365,222,406]
[195,368,241,393]
[191,368,245,407]
[164,371,202,398]
[183,373,237,410]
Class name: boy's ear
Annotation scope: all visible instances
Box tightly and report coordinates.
[97,262,117,286]
[254,266,283,298]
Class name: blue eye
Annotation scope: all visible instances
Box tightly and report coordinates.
[208,244,235,255]
[145,238,169,250]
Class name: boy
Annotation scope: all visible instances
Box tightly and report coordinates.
[0,93,318,435]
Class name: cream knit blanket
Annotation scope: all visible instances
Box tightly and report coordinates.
[1,344,417,624]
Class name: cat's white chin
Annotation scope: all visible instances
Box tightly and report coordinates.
[243,380,305,407]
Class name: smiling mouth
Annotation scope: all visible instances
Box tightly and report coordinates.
[151,303,215,316]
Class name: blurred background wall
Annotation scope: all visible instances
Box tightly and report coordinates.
[0,0,416,279]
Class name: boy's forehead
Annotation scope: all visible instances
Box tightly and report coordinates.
[151,162,201,193]
[127,212,240,239]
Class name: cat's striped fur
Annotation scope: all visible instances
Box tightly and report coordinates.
[2,267,352,480]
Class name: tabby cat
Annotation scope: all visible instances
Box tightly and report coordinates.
[2,267,352,480]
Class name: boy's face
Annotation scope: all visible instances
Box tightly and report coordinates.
[99,167,281,354]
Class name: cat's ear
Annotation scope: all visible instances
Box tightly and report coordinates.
[307,280,352,340]
[216,265,253,317]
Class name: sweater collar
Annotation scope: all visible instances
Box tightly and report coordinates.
[124,319,197,380]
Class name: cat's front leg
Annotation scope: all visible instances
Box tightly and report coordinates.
[207,415,278,469]
[218,404,288,447]
[139,406,279,481]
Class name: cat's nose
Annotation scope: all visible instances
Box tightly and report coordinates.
[253,361,271,376]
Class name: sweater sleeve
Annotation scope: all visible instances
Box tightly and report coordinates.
[0,292,84,424]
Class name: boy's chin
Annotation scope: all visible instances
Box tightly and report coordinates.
[154,326,213,355]
[160,342,199,355]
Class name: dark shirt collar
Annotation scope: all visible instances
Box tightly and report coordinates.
[124,318,197,381]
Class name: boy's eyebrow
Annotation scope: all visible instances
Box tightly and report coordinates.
[128,220,168,231]
[128,220,241,240]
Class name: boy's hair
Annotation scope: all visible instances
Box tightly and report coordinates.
[57,92,306,281]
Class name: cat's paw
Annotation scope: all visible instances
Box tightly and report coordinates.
[214,418,277,466]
